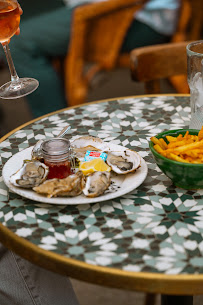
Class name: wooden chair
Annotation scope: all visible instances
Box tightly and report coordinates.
[187,0,203,41]
[169,0,203,93]
[64,0,147,106]
[64,0,196,106]
[130,41,190,94]
[129,0,202,94]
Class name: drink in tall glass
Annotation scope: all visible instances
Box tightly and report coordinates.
[187,41,203,129]
[0,0,20,43]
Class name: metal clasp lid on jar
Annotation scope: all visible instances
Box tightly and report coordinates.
[41,138,71,162]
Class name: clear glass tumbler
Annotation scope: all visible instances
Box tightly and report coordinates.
[187,40,203,129]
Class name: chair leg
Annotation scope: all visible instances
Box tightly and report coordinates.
[169,75,189,93]
[145,80,160,94]
[144,293,157,305]
[68,80,89,107]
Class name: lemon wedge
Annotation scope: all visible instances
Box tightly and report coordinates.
[79,158,111,175]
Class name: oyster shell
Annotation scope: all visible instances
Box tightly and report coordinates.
[83,171,111,198]
[106,150,141,174]
[10,161,49,188]
[71,136,105,148]
[71,136,110,160]
[31,139,44,160]
[33,171,85,198]
[73,146,101,160]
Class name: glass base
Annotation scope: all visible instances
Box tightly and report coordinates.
[189,111,203,130]
[0,78,39,99]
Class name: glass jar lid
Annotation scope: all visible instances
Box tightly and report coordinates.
[41,138,71,161]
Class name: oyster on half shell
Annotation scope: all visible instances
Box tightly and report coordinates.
[10,161,49,188]
[106,150,141,174]
[71,136,110,160]
[83,171,111,198]
[71,136,105,148]
[33,171,85,198]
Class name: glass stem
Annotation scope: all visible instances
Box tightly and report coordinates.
[3,42,19,83]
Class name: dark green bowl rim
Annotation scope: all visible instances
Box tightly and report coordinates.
[149,128,203,167]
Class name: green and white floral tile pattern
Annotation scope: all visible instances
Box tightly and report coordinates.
[1,96,203,275]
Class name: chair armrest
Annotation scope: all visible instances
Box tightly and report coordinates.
[130,41,189,82]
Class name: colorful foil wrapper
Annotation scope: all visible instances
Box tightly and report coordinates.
[84,151,108,162]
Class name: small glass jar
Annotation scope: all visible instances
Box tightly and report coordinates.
[41,138,72,180]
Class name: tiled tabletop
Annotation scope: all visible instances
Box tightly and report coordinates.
[1,95,203,294]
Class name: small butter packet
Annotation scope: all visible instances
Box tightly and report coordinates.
[84,150,108,162]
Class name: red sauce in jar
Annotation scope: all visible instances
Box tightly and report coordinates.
[41,138,73,180]
[45,160,71,180]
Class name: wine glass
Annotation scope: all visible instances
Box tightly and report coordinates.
[0,0,39,99]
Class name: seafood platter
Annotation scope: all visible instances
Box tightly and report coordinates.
[2,135,148,205]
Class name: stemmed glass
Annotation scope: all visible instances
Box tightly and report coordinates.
[0,0,39,99]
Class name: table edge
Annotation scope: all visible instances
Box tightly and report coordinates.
[1,222,203,295]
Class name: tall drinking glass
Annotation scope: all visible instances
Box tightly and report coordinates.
[187,40,203,129]
[0,0,39,99]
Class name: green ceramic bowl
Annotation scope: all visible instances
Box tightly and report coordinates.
[149,129,203,189]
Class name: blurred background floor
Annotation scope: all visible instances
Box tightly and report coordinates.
[1,66,201,305]
[71,278,203,305]
[71,279,159,305]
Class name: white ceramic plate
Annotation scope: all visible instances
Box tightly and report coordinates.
[2,145,148,205]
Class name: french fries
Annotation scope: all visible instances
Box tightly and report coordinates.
[151,126,203,164]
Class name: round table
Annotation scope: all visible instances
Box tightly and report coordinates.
[0,94,202,303]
